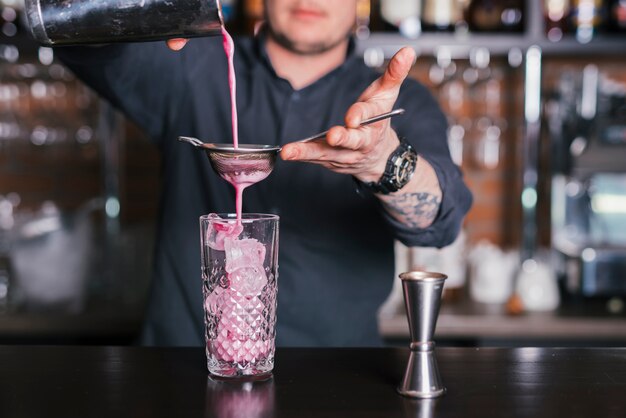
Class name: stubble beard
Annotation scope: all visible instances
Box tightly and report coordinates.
[266,25,352,56]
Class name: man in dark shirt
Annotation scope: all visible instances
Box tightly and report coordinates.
[57,0,472,347]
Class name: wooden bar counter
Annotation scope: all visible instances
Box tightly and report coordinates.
[1,346,625,417]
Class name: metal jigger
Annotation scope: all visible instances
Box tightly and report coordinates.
[397,271,447,398]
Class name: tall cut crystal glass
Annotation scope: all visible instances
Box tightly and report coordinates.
[200,213,279,379]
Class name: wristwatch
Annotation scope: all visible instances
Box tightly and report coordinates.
[358,139,418,195]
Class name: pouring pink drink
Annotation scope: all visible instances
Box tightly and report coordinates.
[199,28,278,379]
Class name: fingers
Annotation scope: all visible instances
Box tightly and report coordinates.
[358,47,416,103]
[379,47,416,91]
[279,48,417,170]
[281,139,362,164]
[343,101,392,132]
[281,141,323,161]
[344,102,372,128]
[326,125,377,152]
[167,38,188,51]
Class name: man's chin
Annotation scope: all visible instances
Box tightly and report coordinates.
[288,41,337,55]
[269,29,350,56]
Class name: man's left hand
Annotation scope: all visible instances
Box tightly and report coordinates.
[280,47,416,184]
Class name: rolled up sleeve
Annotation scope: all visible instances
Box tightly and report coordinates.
[382,81,473,248]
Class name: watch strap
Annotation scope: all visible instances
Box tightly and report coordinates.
[358,139,418,195]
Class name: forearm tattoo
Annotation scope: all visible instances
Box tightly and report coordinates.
[381,192,442,228]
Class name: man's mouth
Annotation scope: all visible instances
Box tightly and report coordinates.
[291,7,326,21]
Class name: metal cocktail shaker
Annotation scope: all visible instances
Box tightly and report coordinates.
[25,0,224,46]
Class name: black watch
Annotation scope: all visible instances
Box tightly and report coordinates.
[359,140,418,195]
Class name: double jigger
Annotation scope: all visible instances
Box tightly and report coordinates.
[397,271,447,399]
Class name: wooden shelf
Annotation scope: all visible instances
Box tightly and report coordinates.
[379,297,626,342]
[356,32,529,59]
[357,32,626,59]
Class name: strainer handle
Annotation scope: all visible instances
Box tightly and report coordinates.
[178,136,205,147]
[297,108,405,143]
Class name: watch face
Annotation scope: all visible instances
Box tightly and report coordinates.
[364,141,418,194]
[392,150,418,187]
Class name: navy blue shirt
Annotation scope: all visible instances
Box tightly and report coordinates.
[57,34,472,347]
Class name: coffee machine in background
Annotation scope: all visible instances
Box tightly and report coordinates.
[549,64,626,299]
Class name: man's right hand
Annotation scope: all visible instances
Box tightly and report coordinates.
[167,38,188,51]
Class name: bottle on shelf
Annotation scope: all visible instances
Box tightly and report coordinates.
[355,0,371,39]
[364,0,389,34]
[608,0,626,31]
[570,0,606,43]
[544,0,571,42]
[220,0,236,23]
[501,0,525,32]
[467,0,503,31]
[245,0,265,34]
[380,0,422,38]
[466,0,524,32]
[422,0,465,32]
[1,3,19,39]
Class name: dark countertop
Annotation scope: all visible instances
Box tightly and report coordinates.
[1,346,625,417]
[0,311,142,344]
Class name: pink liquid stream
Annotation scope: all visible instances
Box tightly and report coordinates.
[221,27,245,222]
[222,26,239,150]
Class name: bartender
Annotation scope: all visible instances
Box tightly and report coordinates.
[56,0,472,347]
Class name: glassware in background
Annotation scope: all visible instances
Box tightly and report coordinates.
[463,47,507,170]
[10,199,99,312]
[468,241,518,304]
[0,193,19,313]
[0,4,149,319]
[448,123,466,166]
[1,42,98,149]
[201,213,279,379]
[429,48,472,167]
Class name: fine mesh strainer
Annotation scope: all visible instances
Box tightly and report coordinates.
[177,138,281,186]
[177,108,405,184]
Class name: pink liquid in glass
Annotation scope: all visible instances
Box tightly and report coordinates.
[203,217,277,378]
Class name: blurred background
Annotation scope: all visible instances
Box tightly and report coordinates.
[1,0,625,346]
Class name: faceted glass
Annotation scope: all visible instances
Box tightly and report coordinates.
[200,213,279,378]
